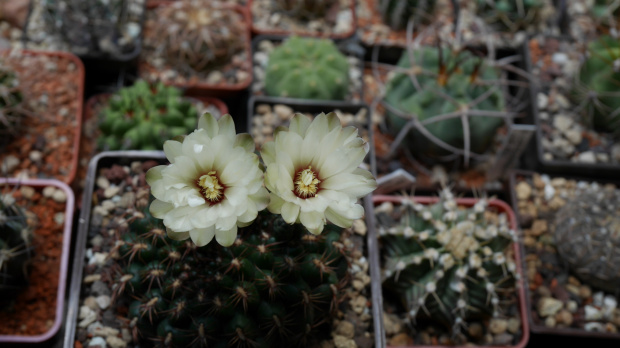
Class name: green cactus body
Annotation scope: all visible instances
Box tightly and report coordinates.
[575,35,620,133]
[377,190,517,335]
[477,0,547,33]
[0,194,32,308]
[264,36,350,100]
[591,0,620,23]
[97,81,198,151]
[0,64,26,146]
[553,188,620,293]
[112,206,350,347]
[273,0,339,20]
[379,0,436,30]
[383,47,505,161]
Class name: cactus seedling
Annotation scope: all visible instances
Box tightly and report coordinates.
[97,81,198,151]
[573,35,620,135]
[377,189,519,337]
[0,193,33,309]
[379,0,437,30]
[272,0,339,20]
[111,204,350,347]
[264,36,350,100]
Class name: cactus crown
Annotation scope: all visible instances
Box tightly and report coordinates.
[111,203,350,347]
[377,189,518,337]
[379,0,436,30]
[383,46,507,166]
[476,0,547,33]
[0,193,33,308]
[97,81,198,151]
[264,36,350,100]
[553,187,620,293]
[0,63,27,149]
[272,0,339,20]
[574,35,620,135]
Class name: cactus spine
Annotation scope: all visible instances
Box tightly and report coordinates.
[476,0,548,33]
[264,36,350,100]
[377,189,518,335]
[97,81,198,151]
[111,204,350,347]
[379,0,436,30]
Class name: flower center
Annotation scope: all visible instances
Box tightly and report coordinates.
[294,166,320,199]
[198,171,224,203]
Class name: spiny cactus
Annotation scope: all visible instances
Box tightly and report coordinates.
[145,1,246,74]
[379,0,436,30]
[573,35,620,134]
[0,64,27,147]
[111,204,350,347]
[264,36,350,100]
[272,0,339,20]
[97,81,198,151]
[553,187,620,293]
[383,46,507,165]
[476,0,548,33]
[0,194,33,308]
[377,189,518,336]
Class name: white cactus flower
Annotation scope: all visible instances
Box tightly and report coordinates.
[261,112,376,235]
[146,113,270,247]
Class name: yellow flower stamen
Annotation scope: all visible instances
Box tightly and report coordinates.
[294,166,320,199]
[198,171,223,202]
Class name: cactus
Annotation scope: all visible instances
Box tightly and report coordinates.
[379,0,436,30]
[97,81,198,151]
[272,0,339,20]
[553,188,620,293]
[0,194,33,308]
[573,35,620,134]
[476,0,548,33]
[377,189,518,336]
[0,64,27,147]
[111,203,350,347]
[383,46,506,164]
[145,1,246,74]
[591,0,620,23]
[264,36,350,100]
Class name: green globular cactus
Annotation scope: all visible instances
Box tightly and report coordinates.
[476,0,547,33]
[111,205,350,347]
[273,0,339,20]
[553,188,620,293]
[0,64,27,146]
[97,81,198,151]
[574,35,620,134]
[0,194,33,308]
[383,47,506,162]
[264,36,350,100]
[379,0,436,30]
[377,189,518,335]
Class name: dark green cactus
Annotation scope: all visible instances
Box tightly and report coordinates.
[0,194,32,308]
[476,0,547,33]
[379,0,436,30]
[264,36,350,100]
[0,64,27,147]
[574,35,620,134]
[97,81,198,151]
[377,190,518,335]
[383,46,506,163]
[272,0,339,20]
[111,203,350,347]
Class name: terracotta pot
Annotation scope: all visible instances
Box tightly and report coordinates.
[369,194,530,348]
[0,178,75,344]
[138,2,253,97]
[0,49,85,185]
[248,0,357,39]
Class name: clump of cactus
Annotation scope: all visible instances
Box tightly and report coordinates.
[0,194,33,309]
[382,46,508,166]
[264,36,350,100]
[111,203,350,347]
[0,64,27,147]
[145,1,246,74]
[97,81,198,151]
[573,35,620,134]
[379,0,436,30]
[476,0,548,33]
[377,189,518,337]
[553,187,620,293]
[273,0,339,20]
